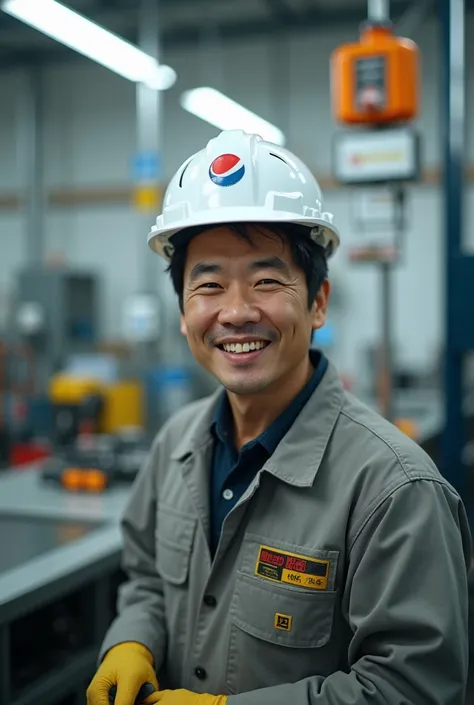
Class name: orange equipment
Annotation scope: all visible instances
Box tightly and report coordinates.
[331,14,419,126]
[60,466,109,493]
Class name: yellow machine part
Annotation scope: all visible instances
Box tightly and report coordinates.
[101,380,144,434]
[49,373,104,404]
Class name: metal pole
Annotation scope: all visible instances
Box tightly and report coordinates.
[20,67,45,266]
[368,0,390,22]
[134,0,165,377]
[378,186,405,424]
[379,260,393,422]
[440,0,466,496]
[136,0,162,295]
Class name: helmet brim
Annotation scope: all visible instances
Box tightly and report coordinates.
[148,209,340,261]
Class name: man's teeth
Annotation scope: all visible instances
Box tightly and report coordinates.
[222,341,267,354]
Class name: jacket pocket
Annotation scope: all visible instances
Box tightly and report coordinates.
[226,572,337,694]
[156,502,196,585]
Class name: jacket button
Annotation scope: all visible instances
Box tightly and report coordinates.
[194,667,207,680]
[203,594,217,607]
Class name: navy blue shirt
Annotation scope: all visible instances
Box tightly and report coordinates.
[209,350,328,556]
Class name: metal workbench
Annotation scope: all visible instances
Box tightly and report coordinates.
[0,468,130,705]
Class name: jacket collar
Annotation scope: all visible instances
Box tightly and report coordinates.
[170,361,344,488]
[170,387,222,461]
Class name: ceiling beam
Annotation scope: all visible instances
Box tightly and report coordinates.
[0,0,460,71]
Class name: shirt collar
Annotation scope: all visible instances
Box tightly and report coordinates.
[211,350,328,455]
[171,359,344,489]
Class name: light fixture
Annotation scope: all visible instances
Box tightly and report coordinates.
[2,0,177,90]
[180,87,285,145]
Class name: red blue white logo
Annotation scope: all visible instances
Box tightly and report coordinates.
[209,153,245,186]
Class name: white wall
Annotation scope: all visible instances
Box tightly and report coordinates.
[0,16,472,383]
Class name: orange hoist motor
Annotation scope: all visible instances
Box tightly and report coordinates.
[331,6,420,126]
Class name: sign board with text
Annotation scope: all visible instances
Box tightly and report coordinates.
[332,127,420,185]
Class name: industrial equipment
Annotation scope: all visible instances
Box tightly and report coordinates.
[36,346,147,492]
[331,0,419,125]
[41,429,149,491]
[48,371,144,445]
[48,373,104,446]
[0,341,53,469]
[12,266,99,392]
[331,0,421,423]
[42,366,146,491]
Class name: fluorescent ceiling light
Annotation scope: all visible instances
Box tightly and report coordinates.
[2,0,177,90]
[180,87,285,146]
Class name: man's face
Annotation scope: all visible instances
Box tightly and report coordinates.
[180,225,329,396]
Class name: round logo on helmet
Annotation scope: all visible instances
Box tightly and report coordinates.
[209,154,245,187]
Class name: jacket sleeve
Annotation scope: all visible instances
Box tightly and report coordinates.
[99,435,167,670]
[228,478,472,705]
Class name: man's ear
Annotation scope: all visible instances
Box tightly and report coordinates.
[311,279,330,331]
[180,314,188,337]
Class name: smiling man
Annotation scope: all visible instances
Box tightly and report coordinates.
[87,131,471,705]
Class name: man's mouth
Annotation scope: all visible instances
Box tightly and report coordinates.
[217,340,270,354]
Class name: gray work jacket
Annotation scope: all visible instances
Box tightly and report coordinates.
[100,362,472,705]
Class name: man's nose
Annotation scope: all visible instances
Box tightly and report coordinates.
[217,285,262,327]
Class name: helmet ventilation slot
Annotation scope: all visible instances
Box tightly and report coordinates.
[269,152,288,164]
[179,161,192,187]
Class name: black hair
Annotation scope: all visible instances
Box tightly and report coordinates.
[165,222,328,313]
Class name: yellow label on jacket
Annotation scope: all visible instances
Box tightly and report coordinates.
[255,545,329,590]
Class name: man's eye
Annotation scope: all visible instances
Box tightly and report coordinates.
[257,279,280,285]
[198,282,221,289]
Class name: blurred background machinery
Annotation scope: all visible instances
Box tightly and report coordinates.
[12,267,99,388]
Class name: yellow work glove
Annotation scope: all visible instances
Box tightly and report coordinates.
[148,690,227,705]
[86,641,159,705]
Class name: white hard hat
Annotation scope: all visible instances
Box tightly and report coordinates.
[147,130,340,261]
